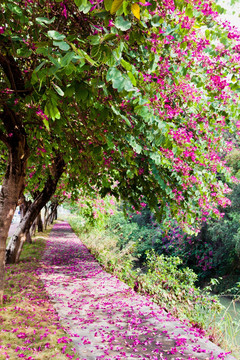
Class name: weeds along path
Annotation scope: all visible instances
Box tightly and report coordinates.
[39,221,236,360]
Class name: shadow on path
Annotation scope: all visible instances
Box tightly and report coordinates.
[39,222,236,360]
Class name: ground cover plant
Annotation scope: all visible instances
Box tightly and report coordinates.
[0,228,79,360]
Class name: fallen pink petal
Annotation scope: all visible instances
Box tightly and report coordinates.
[35,221,236,360]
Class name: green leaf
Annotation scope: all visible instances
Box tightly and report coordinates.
[34,60,46,73]
[104,0,113,11]
[44,101,61,120]
[230,83,240,91]
[48,55,61,69]
[91,45,102,59]
[43,118,50,131]
[76,48,97,66]
[151,15,162,27]
[64,84,75,97]
[220,36,228,46]
[52,83,64,97]
[78,3,92,13]
[53,41,70,51]
[7,3,23,16]
[102,33,116,42]
[205,29,210,40]
[106,67,121,81]
[60,52,75,67]
[65,63,76,75]
[36,17,55,25]
[127,71,137,86]
[48,30,65,41]
[16,47,32,58]
[112,41,125,61]
[110,0,123,13]
[121,59,132,71]
[115,16,131,31]
[185,7,193,18]
[88,35,101,45]
[180,41,187,50]
[75,83,89,101]
[74,0,88,5]
[127,169,134,179]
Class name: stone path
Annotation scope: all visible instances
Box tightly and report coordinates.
[39,222,236,360]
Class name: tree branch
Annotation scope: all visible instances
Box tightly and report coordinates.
[0,53,26,95]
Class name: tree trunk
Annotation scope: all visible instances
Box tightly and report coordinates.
[37,212,43,232]
[0,175,26,304]
[54,205,58,220]
[0,54,29,304]
[5,156,65,264]
[45,203,55,227]
[44,205,48,230]
[26,230,32,244]
[19,196,33,244]
[30,218,37,237]
[0,129,28,303]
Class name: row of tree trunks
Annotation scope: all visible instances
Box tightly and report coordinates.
[5,156,65,264]
[45,201,58,227]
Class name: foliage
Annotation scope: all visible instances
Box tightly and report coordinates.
[75,194,117,228]
[1,0,240,233]
[0,230,79,360]
[109,194,240,290]
[109,209,158,262]
[136,250,224,327]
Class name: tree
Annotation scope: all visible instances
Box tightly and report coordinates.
[0,0,239,303]
[5,154,65,264]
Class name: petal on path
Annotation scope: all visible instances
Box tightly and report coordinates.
[39,222,236,360]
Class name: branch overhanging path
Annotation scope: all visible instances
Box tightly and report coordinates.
[39,222,236,360]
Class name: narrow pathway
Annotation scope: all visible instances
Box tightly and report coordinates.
[39,222,236,360]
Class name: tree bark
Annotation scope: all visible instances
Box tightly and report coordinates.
[44,205,49,230]
[0,53,30,304]
[49,201,58,224]
[37,212,43,232]
[54,205,58,220]
[26,229,32,244]
[19,196,33,243]
[0,128,28,303]
[5,156,65,264]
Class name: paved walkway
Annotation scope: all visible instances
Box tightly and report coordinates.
[39,222,236,360]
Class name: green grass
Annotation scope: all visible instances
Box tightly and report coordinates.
[0,225,80,360]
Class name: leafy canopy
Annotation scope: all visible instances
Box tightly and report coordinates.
[0,0,240,232]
